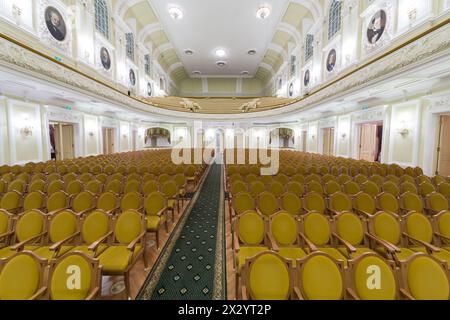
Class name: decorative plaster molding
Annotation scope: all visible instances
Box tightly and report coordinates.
[0,22,449,121]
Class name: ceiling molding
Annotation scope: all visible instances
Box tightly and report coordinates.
[267,43,288,60]
[167,62,184,75]
[138,22,163,43]
[115,0,145,18]
[153,43,175,59]
[259,63,276,77]
[289,0,323,22]
[277,22,302,45]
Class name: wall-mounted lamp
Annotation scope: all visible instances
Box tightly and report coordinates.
[88,131,94,137]
[123,134,128,138]
[397,127,410,136]
[397,120,410,136]
[341,133,347,139]
[20,126,33,137]
[311,134,316,140]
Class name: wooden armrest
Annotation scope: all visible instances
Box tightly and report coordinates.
[156,207,168,216]
[50,231,80,251]
[434,232,450,242]
[400,288,415,300]
[402,232,440,252]
[299,232,317,251]
[233,231,240,251]
[293,286,304,300]
[86,287,100,300]
[127,231,146,251]
[354,208,372,218]
[267,232,279,251]
[332,232,356,253]
[365,232,400,253]
[87,231,113,251]
[0,230,15,241]
[76,206,96,216]
[346,288,360,300]
[241,285,248,300]
[29,286,47,300]
[105,206,120,215]
[327,208,341,216]
[47,207,68,216]
[10,231,47,250]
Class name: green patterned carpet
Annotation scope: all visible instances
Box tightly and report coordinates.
[137,164,225,300]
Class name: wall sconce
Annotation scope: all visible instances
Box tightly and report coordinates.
[397,127,410,136]
[12,5,22,24]
[341,133,347,139]
[397,120,410,136]
[408,8,417,22]
[20,126,33,137]
[123,134,128,138]
[311,134,316,140]
[88,131,94,137]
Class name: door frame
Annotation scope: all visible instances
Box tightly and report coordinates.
[423,95,450,175]
[46,106,82,160]
[351,106,389,162]
[101,127,118,154]
[318,117,337,156]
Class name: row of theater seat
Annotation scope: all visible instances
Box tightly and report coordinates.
[229,189,449,218]
[224,150,450,300]
[0,149,209,299]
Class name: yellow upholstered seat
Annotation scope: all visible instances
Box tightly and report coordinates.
[240,252,293,300]
[97,210,146,299]
[0,210,46,259]
[0,251,47,300]
[347,253,398,300]
[144,192,168,249]
[399,254,449,300]
[48,252,101,300]
[269,211,306,266]
[296,252,345,300]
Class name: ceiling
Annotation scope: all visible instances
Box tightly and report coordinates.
[120,0,318,86]
[150,0,289,78]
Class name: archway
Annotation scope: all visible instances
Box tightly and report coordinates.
[144,127,171,148]
[269,128,295,149]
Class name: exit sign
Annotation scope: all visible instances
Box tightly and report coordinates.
[64,105,72,111]
[54,56,62,62]
[361,105,369,110]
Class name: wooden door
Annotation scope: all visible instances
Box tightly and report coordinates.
[438,115,450,176]
[61,124,74,160]
[330,128,335,155]
[54,124,62,161]
[108,129,115,153]
[359,124,377,161]
[302,131,307,152]
[132,130,137,151]
[102,128,108,154]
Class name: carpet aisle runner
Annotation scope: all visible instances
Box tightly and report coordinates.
[138,164,223,300]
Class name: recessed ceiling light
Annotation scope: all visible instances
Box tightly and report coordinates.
[247,49,257,55]
[168,7,183,20]
[215,48,227,58]
[256,6,271,19]
[216,61,227,67]
[192,71,201,75]
[184,49,194,55]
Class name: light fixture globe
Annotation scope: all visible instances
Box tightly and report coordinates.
[216,61,227,67]
[256,6,271,19]
[215,48,226,58]
[168,7,183,20]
